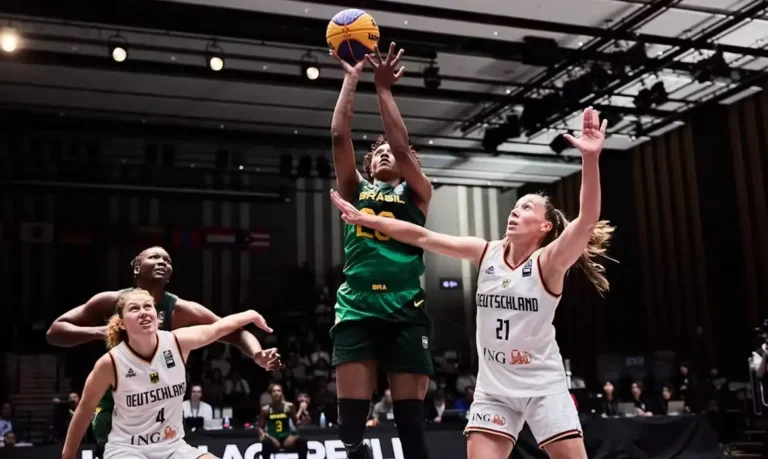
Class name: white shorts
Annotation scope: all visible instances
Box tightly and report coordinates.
[104,441,207,459]
[464,389,582,449]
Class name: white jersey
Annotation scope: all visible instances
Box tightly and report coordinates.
[475,242,567,397]
[107,330,187,449]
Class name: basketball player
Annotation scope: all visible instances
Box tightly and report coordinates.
[331,107,613,459]
[330,42,434,459]
[46,246,281,453]
[62,288,268,459]
[259,383,308,459]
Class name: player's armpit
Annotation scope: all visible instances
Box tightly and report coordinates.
[46,291,121,347]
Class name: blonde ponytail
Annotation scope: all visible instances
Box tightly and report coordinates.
[544,205,616,296]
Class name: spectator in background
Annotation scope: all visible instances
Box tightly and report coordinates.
[2,431,15,447]
[455,368,476,395]
[203,368,225,407]
[631,381,653,416]
[295,392,313,427]
[182,385,214,421]
[225,369,251,420]
[313,358,332,382]
[52,392,81,440]
[676,362,696,410]
[426,390,447,423]
[310,342,330,367]
[659,384,675,415]
[600,381,619,417]
[260,383,277,407]
[453,385,474,412]
[209,346,231,378]
[0,402,15,437]
[371,389,394,422]
[311,384,337,425]
[285,352,308,386]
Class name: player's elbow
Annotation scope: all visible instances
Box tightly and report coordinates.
[46,323,67,347]
[331,129,350,143]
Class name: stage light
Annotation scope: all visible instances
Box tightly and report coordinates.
[423,63,441,90]
[111,45,127,62]
[206,42,225,71]
[209,56,224,71]
[301,53,320,80]
[1,28,19,53]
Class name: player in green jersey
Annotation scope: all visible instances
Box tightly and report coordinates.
[259,384,307,459]
[331,42,434,459]
[46,246,281,454]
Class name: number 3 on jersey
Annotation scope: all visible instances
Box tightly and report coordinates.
[356,208,395,241]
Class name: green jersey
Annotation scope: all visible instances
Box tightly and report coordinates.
[265,403,291,440]
[95,291,178,413]
[343,180,426,281]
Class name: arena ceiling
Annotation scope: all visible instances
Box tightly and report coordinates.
[1,0,767,185]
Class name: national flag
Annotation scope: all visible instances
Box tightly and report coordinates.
[19,221,54,243]
[58,228,93,246]
[243,230,270,250]
[205,228,237,245]
[171,228,202,248]
[135,226,166,245]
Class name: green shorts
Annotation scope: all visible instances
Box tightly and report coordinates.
[331,285,433,375]
[92,407,112,446]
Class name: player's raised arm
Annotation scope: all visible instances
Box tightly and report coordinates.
[62,355,115,459]
[539,107,610,280]
[331,190,486,265]
[173,310,270,361]
[174,299,280,371]
[368,42,432,207]
[46,291,120,347]
[331,53,366,202]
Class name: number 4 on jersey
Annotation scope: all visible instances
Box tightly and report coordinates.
[156,407,165,423]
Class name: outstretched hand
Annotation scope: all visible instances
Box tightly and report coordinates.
[563,106,607,157]
[330,50,366,78]
[330,190,370,225]
[254,348,281,371]
[366,42,405,89]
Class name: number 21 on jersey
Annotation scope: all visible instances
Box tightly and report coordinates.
[356,208,395,241]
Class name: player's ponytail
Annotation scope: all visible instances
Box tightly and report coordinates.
[543,200,616,296]
[105,314,125,349]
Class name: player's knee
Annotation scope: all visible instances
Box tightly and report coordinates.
[338,399,372,454]
[393,400,429,459]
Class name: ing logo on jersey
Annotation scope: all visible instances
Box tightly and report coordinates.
[510,350,532,365]
[149,372,160,384]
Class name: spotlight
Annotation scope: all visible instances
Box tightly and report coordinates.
[301,52,320,80]
[111,46,127,62]
[1,28,19,53]
[649,81,668,106]
[206,42,225,71]
[108,33,128,62]
[423,63,441,90]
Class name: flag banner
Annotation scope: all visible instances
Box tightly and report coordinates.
[19,221,53,243]
[171,228,202,248]
[243,230,271,250]
[205,228,237,245]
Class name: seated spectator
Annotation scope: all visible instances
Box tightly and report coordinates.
[425,390,447,423]
[203,368,225,407]
[453,385,474,412]
[259,384,308,459]
[295,392,313,427]
[224,369,251,420]
[52,392,81,441]
[313,359,332,382]
[310,342,330,367]
[600,381,620,417]
[2,431,15,447]
[182,385,214,421]
[285,352,308,386]
[455,368,476,394]
[0,402,15,438]
[631,381,653,416]
[658,384,676,415]
[371,389,394,422]
[260,383,276,407]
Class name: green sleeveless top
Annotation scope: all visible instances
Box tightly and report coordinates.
[95,290,178,412]
[342,180,426,282]
[265,403,291,440]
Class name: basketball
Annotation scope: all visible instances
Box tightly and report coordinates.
[326,9,380,64]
